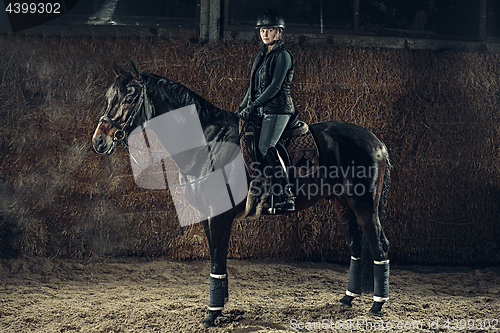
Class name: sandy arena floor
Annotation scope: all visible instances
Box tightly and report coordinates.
[1,257,499,332]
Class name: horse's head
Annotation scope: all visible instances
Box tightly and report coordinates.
[92,61,154,155]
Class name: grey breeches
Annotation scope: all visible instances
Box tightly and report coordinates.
[258,113,291,157]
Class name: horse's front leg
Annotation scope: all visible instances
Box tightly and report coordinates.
[200,211,234,328]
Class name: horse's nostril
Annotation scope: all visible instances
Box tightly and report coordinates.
[92,134,105,152]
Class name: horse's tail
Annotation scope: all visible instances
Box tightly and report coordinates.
[361,155,391,293]
[378,156,391,226]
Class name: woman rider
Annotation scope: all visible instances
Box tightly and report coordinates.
[236,9,296,211]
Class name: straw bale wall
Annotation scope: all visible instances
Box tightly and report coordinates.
[0,35,499,265]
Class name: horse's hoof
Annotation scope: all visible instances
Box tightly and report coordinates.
[200,310,222,329]
[339,295,354,308]
[368,310,384,317]
[200,321,214,329]
[368,302,384,317]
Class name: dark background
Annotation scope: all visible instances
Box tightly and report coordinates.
[5,0,497,40]
[1,1,499,265]
[0,35,499,264]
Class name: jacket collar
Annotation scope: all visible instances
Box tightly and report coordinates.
[259,39,285,55]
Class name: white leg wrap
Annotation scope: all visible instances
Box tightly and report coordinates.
[373,260,390,303]
[208,306,224,311]
[346,290,361,297]
[210,273,227,279]
[347,256,363,296]
[209,274,228,310]
[373,296,389,303]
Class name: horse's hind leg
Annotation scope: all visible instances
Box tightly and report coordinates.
[355,187,389,316]
[348,199,389,316]
[333,198,365,308]
[340,160,389,316]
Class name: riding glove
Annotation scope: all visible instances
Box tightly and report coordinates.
[235,103,258,120]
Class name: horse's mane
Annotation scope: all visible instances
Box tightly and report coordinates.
[142,71,238,126]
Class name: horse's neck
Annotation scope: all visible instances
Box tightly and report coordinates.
[147,78,240,177]
[149,78,238,142]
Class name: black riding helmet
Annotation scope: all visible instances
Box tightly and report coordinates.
[256,9,285,29]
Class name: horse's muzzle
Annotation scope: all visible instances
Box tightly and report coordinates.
[92,133,116,155]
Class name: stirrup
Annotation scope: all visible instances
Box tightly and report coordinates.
[274,195,295,211]
[275,185,295,211]
[265,193,295,212]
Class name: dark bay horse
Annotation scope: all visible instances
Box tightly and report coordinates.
[92,61,391,328]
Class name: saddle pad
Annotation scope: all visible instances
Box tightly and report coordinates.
[239,120,319,179]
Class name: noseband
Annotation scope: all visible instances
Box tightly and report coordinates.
[99,82,151,147]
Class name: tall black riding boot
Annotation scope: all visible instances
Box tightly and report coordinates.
[262,147,295,211]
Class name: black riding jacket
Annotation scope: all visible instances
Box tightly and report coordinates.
[240,40,295,115]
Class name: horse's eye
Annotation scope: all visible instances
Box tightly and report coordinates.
[124,95,135,104]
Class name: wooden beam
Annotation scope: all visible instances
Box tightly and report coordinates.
[199,0,222,41]
[224,0,229,28]
[208,0,221,41]
[354,0,360,33]
[480,0,487,40]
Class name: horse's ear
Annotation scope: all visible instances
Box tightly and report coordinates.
[129,60,142,82]
[112,61,126,77]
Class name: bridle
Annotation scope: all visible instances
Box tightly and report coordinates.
[99,82,152,149]
[97,81,173,187]
[97,81,185,188]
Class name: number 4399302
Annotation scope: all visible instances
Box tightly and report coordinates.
[5,2,62,14]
